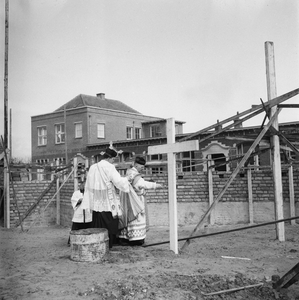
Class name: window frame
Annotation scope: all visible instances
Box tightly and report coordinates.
[126,126,133,140]
[135,127,141,139]
[37,126,47,146]
[55,123,65,144]
[97,123,105,139]
[74,122,82,139]
[150,124,162,137]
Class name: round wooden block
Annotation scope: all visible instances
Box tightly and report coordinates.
[70,228,109,262]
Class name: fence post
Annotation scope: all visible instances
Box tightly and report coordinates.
[207,155,215,225]
[4,152,10,228]
[247,168,254,224]
[56,160,60,225]
[288,164,295,225]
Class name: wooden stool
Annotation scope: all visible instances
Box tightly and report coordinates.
[70,228,109,262]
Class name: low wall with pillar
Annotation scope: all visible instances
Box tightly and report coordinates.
[7,165,299,229]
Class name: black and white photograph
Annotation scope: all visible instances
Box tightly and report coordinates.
[0,1,299,299]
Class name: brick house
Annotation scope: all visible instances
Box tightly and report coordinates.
[31,92,299,175]
[31,93,184,168]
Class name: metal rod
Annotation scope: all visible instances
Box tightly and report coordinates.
[143,215,299,248]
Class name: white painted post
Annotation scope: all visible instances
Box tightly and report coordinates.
[148,118,199,254]
[265,41,285,241]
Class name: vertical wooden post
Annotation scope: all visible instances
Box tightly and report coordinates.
[265,41,285,241]
[56,159,60,225]
[166,118,179,253]
[207,155,215,225]
[247,168,254,224]
[4,152,10,228]
[288,165,295,225]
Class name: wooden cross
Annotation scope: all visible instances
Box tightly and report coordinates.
[148,118,199,254]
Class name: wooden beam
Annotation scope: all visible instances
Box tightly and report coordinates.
[265,41,284,241]
[179,87,299,142]
[277,104,299,108]
[288,165,295,225]
[269,126,299,157]
[247,168,254,224]
[273,262,299,291]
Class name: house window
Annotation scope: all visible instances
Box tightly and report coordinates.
[97,123,105,138]
[150,124,162,137]
[149,154,163,161]
[75,122,82,138]
[55,124,65,144]
[135,128,141,139]
[176,151,196,172]
[151,167,163,174]
[126,127,133,139]
[37,126,47,146]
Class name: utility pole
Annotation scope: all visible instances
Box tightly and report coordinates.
[265,41,285,241]
[3,0,10,228]
[4,0,9,149]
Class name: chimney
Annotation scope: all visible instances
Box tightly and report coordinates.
[96,93,105,100]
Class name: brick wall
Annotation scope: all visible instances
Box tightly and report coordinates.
[8,166,299,228]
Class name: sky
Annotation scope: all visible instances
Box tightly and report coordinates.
[0,0,298,159]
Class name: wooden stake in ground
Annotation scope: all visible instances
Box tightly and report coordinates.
[148,118,199,254]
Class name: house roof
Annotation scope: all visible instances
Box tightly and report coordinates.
[54,94,141,114]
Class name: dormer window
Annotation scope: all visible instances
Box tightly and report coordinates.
[150,124,162,137]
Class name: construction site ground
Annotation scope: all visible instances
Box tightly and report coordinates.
[1,222,299,300]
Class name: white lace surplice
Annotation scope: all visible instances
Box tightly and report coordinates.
[81,160,130,218]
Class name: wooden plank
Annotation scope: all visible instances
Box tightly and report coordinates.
[167,118,178,254]
[180,109,280,251]
[288,165,295,225]
[179,87,299,142]
[278,104,299,108]
[273,262,299,290]
[148,140,199,155]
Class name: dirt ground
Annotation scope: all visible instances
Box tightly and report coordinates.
[1,222,299,300]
